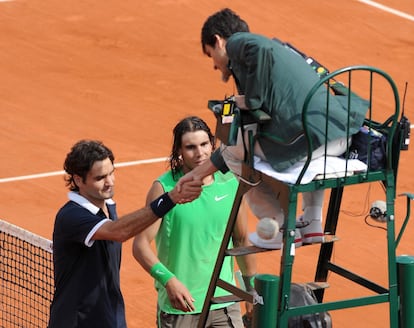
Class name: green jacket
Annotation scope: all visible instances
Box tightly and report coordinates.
[226,32,368,171]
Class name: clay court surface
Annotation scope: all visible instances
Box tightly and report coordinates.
[0,0,413,327]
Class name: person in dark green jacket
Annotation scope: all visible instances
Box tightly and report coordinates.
[182,8,368,248]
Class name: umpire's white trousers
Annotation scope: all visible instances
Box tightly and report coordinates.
[219,124,348,226]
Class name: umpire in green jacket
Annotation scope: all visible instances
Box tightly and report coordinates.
[185,8,369,248]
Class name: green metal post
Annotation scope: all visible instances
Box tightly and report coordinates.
[252,274,279,328]
[396,255,414,328]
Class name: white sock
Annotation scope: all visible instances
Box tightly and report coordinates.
[303,206,322,223]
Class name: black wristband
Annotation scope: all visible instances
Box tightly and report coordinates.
[211,149,229,173]
[150,192,176,218]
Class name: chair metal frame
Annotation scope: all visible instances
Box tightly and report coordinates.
[198,65,403,328]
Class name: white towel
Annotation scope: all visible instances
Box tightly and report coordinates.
[254,156,367,184]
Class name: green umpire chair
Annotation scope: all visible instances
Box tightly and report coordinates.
[197,65,409,328]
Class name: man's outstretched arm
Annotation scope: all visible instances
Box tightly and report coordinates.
[94,178,202,242]
[176,149,228,191]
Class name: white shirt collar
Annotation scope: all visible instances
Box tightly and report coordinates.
[68,191,115,215]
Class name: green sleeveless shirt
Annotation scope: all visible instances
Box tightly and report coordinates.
[155,170,239,314]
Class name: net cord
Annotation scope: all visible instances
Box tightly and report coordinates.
[0,219,53,253]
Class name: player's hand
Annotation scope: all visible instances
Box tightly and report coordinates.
[242,287,257,327]
[169,177,202,204]
[165,277,196,312]
[176,158,217,194]
[244,301,253,324]
[175,171,197,193]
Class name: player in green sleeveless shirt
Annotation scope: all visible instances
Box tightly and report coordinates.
[132,116,256,327]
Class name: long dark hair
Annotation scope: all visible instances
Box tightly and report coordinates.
[170,116,215,180]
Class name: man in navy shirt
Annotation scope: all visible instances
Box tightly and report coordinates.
[48,140,201,328]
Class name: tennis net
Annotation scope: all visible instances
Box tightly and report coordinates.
[0,219,54,328]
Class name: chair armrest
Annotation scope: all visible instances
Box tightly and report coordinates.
[208,100,271,124]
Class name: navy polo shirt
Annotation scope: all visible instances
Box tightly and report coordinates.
[48,192,126,328]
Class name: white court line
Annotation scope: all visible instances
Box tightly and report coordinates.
[357,0,414,22]
[2,125,414,183]
[0,157,168,183]
[2,121,414,184]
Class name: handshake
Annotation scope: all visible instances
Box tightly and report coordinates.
[169,157,217,205]
[169,174,203,205]
[150,173,204,219]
